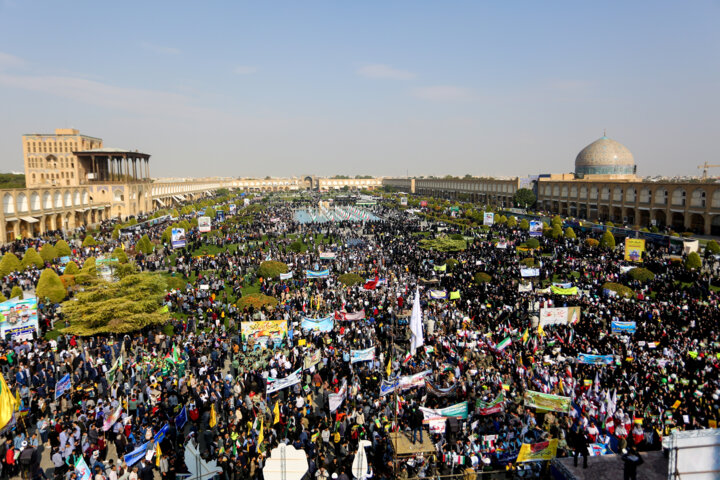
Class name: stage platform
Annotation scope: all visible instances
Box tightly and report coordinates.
[551,451,667,480]
[389,431,436,456]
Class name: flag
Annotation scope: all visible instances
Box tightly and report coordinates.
[0,371,17,431]
[521,328,529,346]
[537,324,545,337]
[257,416,264,446]
[175,407,188,431]
[155,442,162,467]
[106,355,122,383]
[496,337,511,351]
[74,455,92,480]
[173,345,181,364]
[409,287,424,355]
[273,401,280,424]
[402,351,412,365]
[209,404,217,428]
[386,356,392,377]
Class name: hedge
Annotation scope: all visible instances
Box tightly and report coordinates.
[602,282,634,298]
[54,240,72,257]
[36,268,67,303]
[82,235,96,247]
[21,248,44,269]
[338,273,364,287]
[474,272,492,284]
[706,240,720,255]
[685,252,702,270]
[238,293,278,310]
[258,260,289,279]
[600,230,616,249]
[0,252,22,277]
[627,267,655,282]
[40,244,58,263]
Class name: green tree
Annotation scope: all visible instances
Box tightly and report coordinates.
[338,273,364,287]
[137,234,154,255]
[9,286,23,300]
[706,240,720,255]
[64,261,80,276]
[82,235,96,247]
[685,252,702,270]
[600,230,616,249]
[525,238,540,249]
[205,206,216,219]
[36,268,67,303]
[519,219,530,231]
[40,243,58,263]
[628,267,655,282]
[21,248,44,269]
[61,273,169,335]
[54,240,72,257]
[565,227,576,239]
[161,225,173,244]
[0,294,6,303]
[0,252,22,277]
[112,247,129,264]
[507,216,518,228]
[513,188,536,208]
[112,225,122,240]
[551,224,563,239]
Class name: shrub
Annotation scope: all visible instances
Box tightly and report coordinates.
[585,238,599,248]
[419,236,467,252]
[161,226,173,244]
[444,259,459,271]
[605,222,614,227]
[112,225,121,240]
[115,263,138,279]
[82,257,97,277]
[59,275,75,289]
[82,235,96,247]
[449,233,464,241]
[600,230,616,249]
[474,272,492,284]
[21,248,44,269]
[238,293,278,310]
[551,224,563,239]
[0,252,22,277]
[520,257,538,267]
[542,227,553,238]
[63,261,80,276]
[205,207,216,219]
[507,216,517,228]
[551,215,563,226]
[40,243,58,263]
[54,240,72,257]
[0,294,5,303]
[10,286,23,300]
[338,273,364,287]
[496,215,507,225]
[257,260,289,279]
[36,268,67,303]
[628,267,655,282]
[137,234,154,255]
[112,247,129,264]
[707,240,720,255]
[681,232,694,238]
[565,227,576,239]
[165,275,187,291]
[685,252,702,270]
[602,282,634,298]
[519,219,530,231]
[525,238,540,249]
[288,241,307,253]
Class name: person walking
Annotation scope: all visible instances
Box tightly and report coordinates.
[621,447,644,480]
[570,425,589,469]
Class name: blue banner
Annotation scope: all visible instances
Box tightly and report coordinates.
[175,407,187,431]
[306,269,330,279]
[55,374,71,399]
[301,315,334,332]
[380,379,398,396]
[350,347,376,364]
[611,321,637,334]
[154,424,169,443]
[577,353,615,365]
[123,441,151,467]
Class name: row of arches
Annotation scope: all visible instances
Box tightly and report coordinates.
[3,189,91,215]
[543,185,716,209]
[3,208,109,242]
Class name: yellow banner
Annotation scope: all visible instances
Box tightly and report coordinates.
[523,391,571,413]
[550,286,578,295]
[516,439,558,463]
[624,238,645,262]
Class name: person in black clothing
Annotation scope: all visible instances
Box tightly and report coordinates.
[570,425,589,469]
[410,405,424,444]
[621,447,644,480]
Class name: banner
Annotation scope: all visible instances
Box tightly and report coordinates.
[398,370,432,391]
[124,441,152,467]
[0,297,39,341]
[55,374,71,400]
[303,350,322,370]
[550,285,578,295]
[520,268,540,277]
[241,320,288,344]
[301,315,334,333]
[523,391,571,413]
[380,379,399,396]
[306,269,330,279]
[449,290,461,300]
[529,220,543,237]
[279,271,293,280]
[216,210,226,222]
[319,252,336,260]
[420,401,469,420]
[577,353,615,365]
[198,216,211,233]
[74,456,92,480]
[428,290,447,300]
[329,381,347,412]
[350,347,375,364]
[171,228,186,249]
[228,204,237,215]
[266,368,302,394]
[433,264,446,272]
[425,380,457,397]
[483,212,494,226]
[518,282,533,293]
[539,306,580,327]
[516,439,558,462]
[476,392,505,415]
[624,238,645,262]
[334,310,365,321]
[611,321,637,334]
[175,407,188,431]
[103,405,122,432]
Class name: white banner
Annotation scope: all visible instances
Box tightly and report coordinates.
[539,307,581,327]
[350,347,375,364]
[398,370,432,391]
[329,381,347,412]
[280,271,294,280]
[520,268,540,277]
[266,368,302,394]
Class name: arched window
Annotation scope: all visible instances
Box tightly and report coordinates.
[671,189,686,207]
[53,192,62,208]
[43,192,52,209]
[690,189,706,208]
[625,187,636,203]
[2,193,14,214]
[30,192,41,211]
[17,193,28,212]
[655,189,667,205]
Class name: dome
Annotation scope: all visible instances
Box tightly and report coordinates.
[575,135,635,176]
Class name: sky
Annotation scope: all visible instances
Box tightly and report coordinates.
[0,1,718,179]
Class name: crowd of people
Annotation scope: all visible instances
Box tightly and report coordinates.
[1,192,719,480]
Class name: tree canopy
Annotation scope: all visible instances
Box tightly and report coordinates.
[513,188,536,208]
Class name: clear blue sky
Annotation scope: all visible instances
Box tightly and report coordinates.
[0,1,718,178]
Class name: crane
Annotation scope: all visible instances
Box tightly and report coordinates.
[697,162,720,179]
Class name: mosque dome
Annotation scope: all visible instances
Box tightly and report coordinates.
[574,135,635,176]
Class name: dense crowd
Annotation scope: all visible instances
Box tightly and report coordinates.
[1,193,719,480]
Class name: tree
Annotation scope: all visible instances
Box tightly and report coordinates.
[0,294,6,303]
[21,248,44,269]
[137,234,154,255]
[205,207,216,219]
[565,227,576,239]
[36,268,67,303]
[507,216,518,228]
[474,272,492,284]
[551,215,563,226]
[706,240,720,255]
[599,230,616,249]
[519,219,530,231]
[685,252,702,270]
[0,252,22,277]
[40,243,58,263]
[112,225,121,240]
[551,224,563,239]
[64,261,80,276]
[61,273,170,335]
[82,235,96,247]
[112,247,129,264]
[54,240,72,257]
[628,267,655,282]
[513,188,536,208]
[9,286,23,300]
[525,238,540,249]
